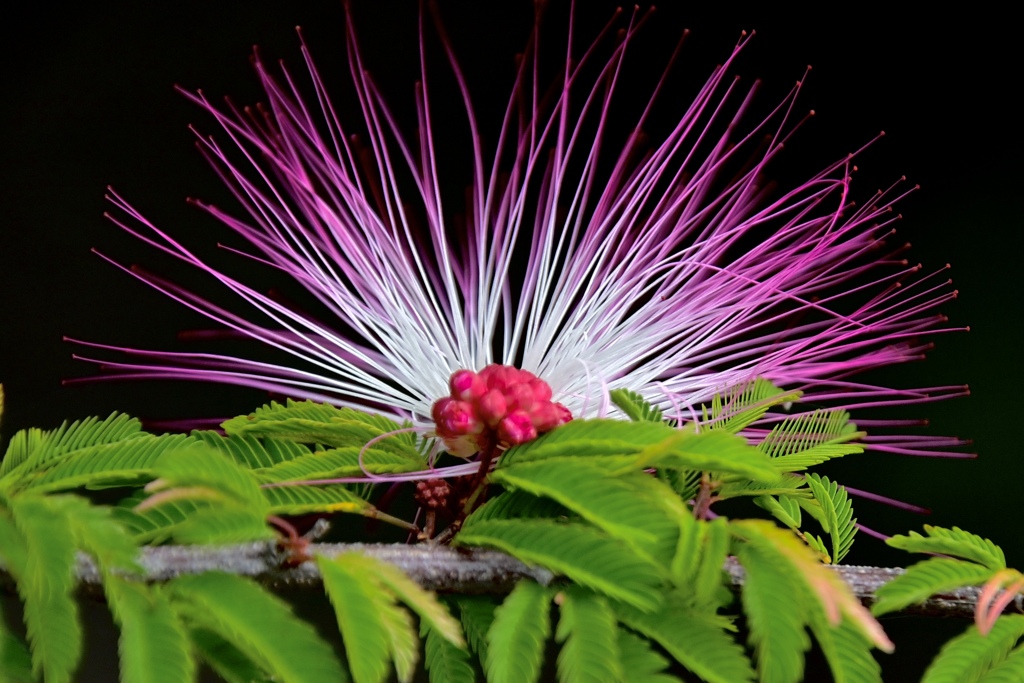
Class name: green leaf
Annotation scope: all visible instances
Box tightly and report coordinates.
[485,580,551,683]
[489,458,679,561]
[222,401,419,458]
[754,494,803,529]
[703,378,799,434]
[980,641,1024,682]
[809,612,882,683]
[501,419,678,465]
[153,446,267,509]
[0,623,32,683]
[758,409,862,471]
[1,412,143,478]
[191,430,311,469]
[737,540,811,683]
[654,431,781,483]
[105,576,195,683]
[164,504,275,545]
[256,445,424,482]
[692,517,733,610]
[455,518,662,611]
[555,585,623,683]
[261,483,370,516]
[609,388,664,422]
[463,489,573,526]
[804,474,857,564]
[8,495,82,683]
[424,623,476,683]
[922,615,1024,683]
[16,433,192,493]
[453,596,499,667]
[190,628,275,683]
[317,554,394,683]
[616,630,681,683]
[730,520,892,653]
[64,497,142,575]
[379,600,419,683]
[618,599,756,683]
[887,526,1006,571]
[346,554,464,648]
[112,494,214,544]
[167,571,346,683]
[871,558,997,616]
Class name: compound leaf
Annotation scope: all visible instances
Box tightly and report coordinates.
[485,581,551,683]
[922,615,1024,683]
[871,558,996,617]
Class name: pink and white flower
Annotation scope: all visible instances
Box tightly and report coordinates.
[71,5,968,465]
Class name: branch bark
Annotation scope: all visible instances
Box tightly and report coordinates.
[57,541,1024,619]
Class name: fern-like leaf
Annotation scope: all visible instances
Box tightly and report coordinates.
[343,553,464,648]
[453,596,498,667]
[423,623,476,683]
[189,628,275,683]
[317,554,395,683]
[757,409,862,471]
[871,558,997,616]
[191,430,310,469]
[489,458,678,561]
[379,599,419,683]
[17,434,193,494]
[462,489,573,526]
[501,419,678,465]
[261,483,369,516]
[255,446,424,482]
[609,388,664,423]
[922,615,1024,683]
[654,430,781,483]
[105,576,195,683]
[167,571,346,683]
[809,612,882,683]
[979,641,1024,682]
[113,494,215,544]
[887,526,1006,571]
[1,412,143,478]
[692,517,733,610]
[616,630,681,683]
[8,495,82,683]
[703,378,799,434]
[0,613,32,683]
[456,518,662,611]
[166,505,276,545]
[754,494,803,529]
[730,520,893,653]
[617,599,756,683]
[555,585,623,683]
[222,401,418,457]
[153,446,267,509]
[485,580,551,683]
[804,474,857,564]
[737,540,811,683]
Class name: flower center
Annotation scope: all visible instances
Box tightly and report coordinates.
[431,364,572,456]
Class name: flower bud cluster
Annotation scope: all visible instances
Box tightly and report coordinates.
[431,365,572,456]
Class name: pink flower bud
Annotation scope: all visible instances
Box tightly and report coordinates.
[498,409,537,445]
[507,383,536,412]
[477,389,508,427]
[449,369,485,400]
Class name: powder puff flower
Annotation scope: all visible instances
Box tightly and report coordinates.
[70,5,968,470]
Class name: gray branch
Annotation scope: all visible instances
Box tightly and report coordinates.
[61,541,1024,619]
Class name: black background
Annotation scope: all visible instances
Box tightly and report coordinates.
[0,1,1020,680]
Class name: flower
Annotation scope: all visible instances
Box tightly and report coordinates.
[71,5,968,466]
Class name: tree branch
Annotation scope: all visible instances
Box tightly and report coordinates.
[49,541,1023,619]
